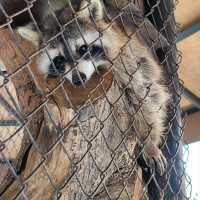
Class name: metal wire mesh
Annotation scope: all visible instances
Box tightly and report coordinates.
[0,0,191,199]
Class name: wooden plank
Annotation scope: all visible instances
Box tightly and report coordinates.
[183,112,200,144]
[175,0,200,30]
[178,31,200,108]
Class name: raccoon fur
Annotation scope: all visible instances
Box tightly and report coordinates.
[17,0,170,177]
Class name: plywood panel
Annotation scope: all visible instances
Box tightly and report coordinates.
[175,0,200,30]
[183,112,200,144]
[178,32,200,108]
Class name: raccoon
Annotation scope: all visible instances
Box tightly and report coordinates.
[17,0,170,175]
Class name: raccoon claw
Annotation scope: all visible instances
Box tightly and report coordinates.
[152,151,167,176]
[144,143,167,176]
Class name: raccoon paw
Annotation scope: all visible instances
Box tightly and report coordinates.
[143,143,167,176]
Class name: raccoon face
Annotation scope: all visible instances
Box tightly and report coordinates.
[58,28,109,86]
[36,27,110,86]
[17,0,125,86]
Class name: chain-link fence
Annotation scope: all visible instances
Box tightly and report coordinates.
[0,0,191,199]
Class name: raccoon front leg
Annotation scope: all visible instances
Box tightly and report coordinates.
[141,108,167,176]
[125,80,169,175]
[120,80,168,174]
[138,83,169,175]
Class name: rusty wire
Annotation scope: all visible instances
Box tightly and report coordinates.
[0,0,191,199]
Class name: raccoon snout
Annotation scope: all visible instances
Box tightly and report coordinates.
[48,55,66,76]
[72,72,87,86]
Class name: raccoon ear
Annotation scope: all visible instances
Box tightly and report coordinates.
[17,24,40,46]
[79,0,104,21]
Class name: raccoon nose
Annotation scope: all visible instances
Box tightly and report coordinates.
[49,55,66,75]
[72,72,87,86]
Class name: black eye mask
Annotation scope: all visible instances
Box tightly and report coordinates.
[48,55,66,76]
[77,44,105,60]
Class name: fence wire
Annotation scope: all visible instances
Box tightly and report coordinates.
[0,0,191,199]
